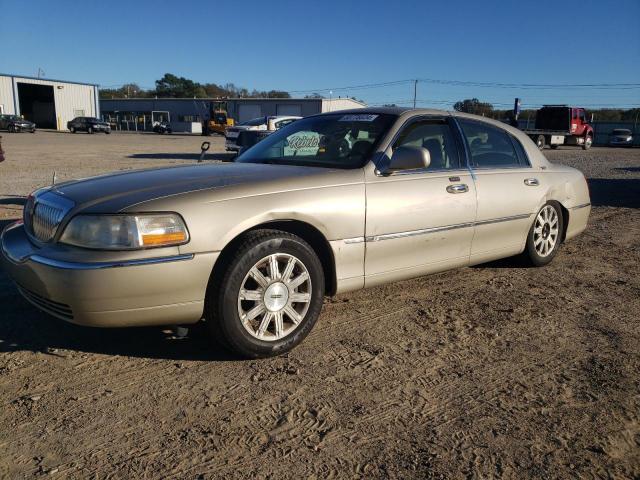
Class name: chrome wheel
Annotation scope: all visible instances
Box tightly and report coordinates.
[533,205,559,257]
[237,253,312,341]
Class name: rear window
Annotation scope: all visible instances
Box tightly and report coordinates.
[459,119,527,169]
[612,129,631,135]
[239,117,266,126]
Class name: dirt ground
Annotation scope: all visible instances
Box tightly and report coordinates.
[0,131,639,479]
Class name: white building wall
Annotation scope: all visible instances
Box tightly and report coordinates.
[0,76,16,114]
[0,75,98,129]
[321,98,365,113]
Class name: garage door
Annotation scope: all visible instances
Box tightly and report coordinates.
[238,104,262,123]
[276,104,302,116]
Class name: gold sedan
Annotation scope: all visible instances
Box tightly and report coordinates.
[0,108,590,357]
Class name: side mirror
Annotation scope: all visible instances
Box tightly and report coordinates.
[386,146,431,172]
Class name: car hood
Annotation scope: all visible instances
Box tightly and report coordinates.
[49,162,354,213]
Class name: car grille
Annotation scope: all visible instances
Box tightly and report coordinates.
[32,203,66,241]
[23,191,75,242]
[16,284,74,321]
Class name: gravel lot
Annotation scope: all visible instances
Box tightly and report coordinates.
[0,131,639,479]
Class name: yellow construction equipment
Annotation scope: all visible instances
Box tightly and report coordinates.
[205,101,234,135]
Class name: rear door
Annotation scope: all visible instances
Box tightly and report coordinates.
[364,116,477,285]
[457,119,541,264]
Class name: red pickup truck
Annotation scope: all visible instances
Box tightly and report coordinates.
[522,105,594,150]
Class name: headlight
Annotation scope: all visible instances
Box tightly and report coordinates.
[60,213,189,250]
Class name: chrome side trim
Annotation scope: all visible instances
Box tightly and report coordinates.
[29,253,195,270]
[570,202,591,210]
[343,236,366,244]
[474,213,531,226]
[366,213,532,243]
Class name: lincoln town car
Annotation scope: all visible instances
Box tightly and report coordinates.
[0,108,591,357]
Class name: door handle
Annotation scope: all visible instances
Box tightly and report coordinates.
[446,184,469,194]
[524,178,539,186]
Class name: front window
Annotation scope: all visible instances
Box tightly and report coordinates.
[392,120,462,170]
[236,113,396,169]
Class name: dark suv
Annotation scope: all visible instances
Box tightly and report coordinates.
[0,114,36,133]
[67,117,111,134]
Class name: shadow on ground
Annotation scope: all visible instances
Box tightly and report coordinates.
[588,178,640,208]
[0,196,26,206]
[128,152,236,162]
[0,274,235,362]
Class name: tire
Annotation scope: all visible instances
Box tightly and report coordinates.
[535,134,545,150]
[523,202,564,267]
[8,125,15,133]
[550,145,558,150]
[88,127,94,134]
[30,129,36,133]
[206,229,325,358]
[582,135,592,150]
[105,130,111,134]
[70,127,76,133]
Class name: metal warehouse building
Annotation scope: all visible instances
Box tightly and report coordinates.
[0,73,99,130]
[100,97,365,133]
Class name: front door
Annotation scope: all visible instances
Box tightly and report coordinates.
[364,117,477,286]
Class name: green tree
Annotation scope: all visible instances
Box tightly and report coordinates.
[453,98,494,116]
[154,73,206,98]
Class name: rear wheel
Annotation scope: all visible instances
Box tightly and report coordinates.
[206,230,325,358]
[70,126,76,133]
[524,202,564,267]
[88,126,94,134]
[550,144,558,150]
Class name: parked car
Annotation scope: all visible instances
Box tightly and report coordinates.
[608,128,633,147]
[1,108,591,358]
[0,114,36,133]
[67,117,111,134]
[225,116,301,152]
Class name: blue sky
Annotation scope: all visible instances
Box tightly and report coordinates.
[1,0,638,109]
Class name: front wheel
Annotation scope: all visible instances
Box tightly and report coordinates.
[524,202,564,267]
[88,127,94,134]
[206,230,325,358]
[535,134,545,150]
[582,135,592,150]
[70,127,76,133]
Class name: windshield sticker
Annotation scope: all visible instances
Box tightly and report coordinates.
[284,132,322,156]
[339,114,378,122]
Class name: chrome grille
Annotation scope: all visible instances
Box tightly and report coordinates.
[32,203,66,241]
[23,190,75,242]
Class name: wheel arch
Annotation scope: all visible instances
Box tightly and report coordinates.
[210,219,337,296]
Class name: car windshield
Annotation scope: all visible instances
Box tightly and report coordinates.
[87,117,101,122]
[236,113,396,169]
[239,117,267,126]
[612,129,631,135]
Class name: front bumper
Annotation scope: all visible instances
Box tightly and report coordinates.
[1,222,218,327]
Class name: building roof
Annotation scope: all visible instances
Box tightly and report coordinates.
[0,72,98,87]
[100,97,365,104]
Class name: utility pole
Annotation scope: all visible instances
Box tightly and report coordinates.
[413,79,417,108]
